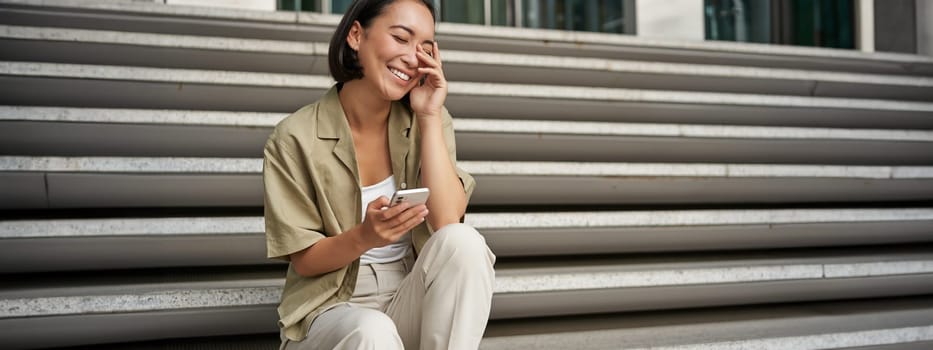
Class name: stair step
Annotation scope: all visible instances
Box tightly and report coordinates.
[0,24,321,74]
[3,25,932,100]
[3,248,933,347]
[473,209,933,257]
[3,156,932,208]
[2,0,931,76]
[3,62,933,128]
[491,247,933,318]
[2,1,931,348]
[3,106,933,164]
[3,209,932,272]
[454,119,933,164]
[482,297,933,350]
[26,298,933,349]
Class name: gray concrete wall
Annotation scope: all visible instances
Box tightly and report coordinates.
[166,0,275,11]
[919,0,933,56]
[635,0,704,41]
[874,0,917,53]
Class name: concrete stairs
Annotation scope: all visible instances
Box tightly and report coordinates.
[2,0,933,348]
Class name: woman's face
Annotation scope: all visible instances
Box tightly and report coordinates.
[348,0,435,101]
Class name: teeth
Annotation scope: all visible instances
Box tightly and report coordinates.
[390,68,410,81]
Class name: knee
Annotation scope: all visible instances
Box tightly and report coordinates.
[432,223,496,267]
[342,309,402,347]
[435,223,487,251]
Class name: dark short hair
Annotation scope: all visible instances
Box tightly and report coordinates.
[329,0,436,82]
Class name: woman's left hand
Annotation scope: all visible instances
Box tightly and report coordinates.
[409,41,447,120]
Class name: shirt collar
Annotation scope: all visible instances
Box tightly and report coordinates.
[316,85,414,188]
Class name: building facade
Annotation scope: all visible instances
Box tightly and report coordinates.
[165,0,932,55]
[2,0,933,348]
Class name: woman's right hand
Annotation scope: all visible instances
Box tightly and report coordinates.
[354,196,428,250]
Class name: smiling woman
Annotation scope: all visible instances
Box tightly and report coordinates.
[263,0,496,349]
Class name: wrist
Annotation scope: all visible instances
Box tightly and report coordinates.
[341,226,370,254]
[416,115,442,131]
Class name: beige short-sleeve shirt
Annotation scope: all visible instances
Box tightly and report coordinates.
[263,86,475,342]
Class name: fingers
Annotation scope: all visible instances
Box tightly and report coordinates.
[416,67,441,80]
[416,42,441,68]
[367,201,427,229]
[413,42,445,92]
[386,206,428,238]
[368,196,390,210]
[385,204,427,228]
[374,199,412,219]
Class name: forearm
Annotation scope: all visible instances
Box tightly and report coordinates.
[289,226,367,277]
[419,119,467,229]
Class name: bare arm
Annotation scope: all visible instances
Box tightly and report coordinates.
[410,41,466,229]
[418,118,467,229]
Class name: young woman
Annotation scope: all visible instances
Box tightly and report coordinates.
[263,0,496,349]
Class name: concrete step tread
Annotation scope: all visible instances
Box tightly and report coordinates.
[2,0,930,68]
[3,209,932,272]
[4,24,932,89]
[4,106,933,143]
[481,297,933,349]
[3,61,932,113]
[0,105,283,127]
[0,61,329,87]
[5,106,932,165]
[3,156,930,208]
[0,24,319,55]
[2,156,931,179]
[3,208,933,239]
[3,247,933,318]
[3,62,927,128]
[9,298,933,349]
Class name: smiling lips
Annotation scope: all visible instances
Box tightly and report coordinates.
[389,67,412,82]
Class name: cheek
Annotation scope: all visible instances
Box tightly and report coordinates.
[359,46,387,69]
[374,38,406,60]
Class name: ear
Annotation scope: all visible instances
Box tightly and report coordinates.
[346,20,363,51]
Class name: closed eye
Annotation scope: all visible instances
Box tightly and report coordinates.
[392,35,408,44]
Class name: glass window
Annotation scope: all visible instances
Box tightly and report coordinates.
[278,0,320,12]
[331,0,353,14]
[277,0,353,14]
[522,0,633,34]
[789,0,854,48]
[278,0,635,35]
[705,0,771,43]
[492,0,515,26]
[442,0,485,25]
[705,0,854,49]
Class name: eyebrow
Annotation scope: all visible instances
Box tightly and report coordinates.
[390,25,435,45]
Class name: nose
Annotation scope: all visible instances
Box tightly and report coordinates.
[401,45,418,67]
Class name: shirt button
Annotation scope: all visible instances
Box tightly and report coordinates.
[400,182,407,189]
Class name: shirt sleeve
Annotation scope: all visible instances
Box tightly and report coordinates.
[263,135,326,261]
[441,107,476,203]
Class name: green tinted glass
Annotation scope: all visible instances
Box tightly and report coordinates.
[331,0,353,14]
[442,0,484,24]
[492,0,513,26]
[704,0,854,49]
[279,0,320,12]
[522,0,629,33]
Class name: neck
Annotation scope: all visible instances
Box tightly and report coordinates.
[338,80,392,132]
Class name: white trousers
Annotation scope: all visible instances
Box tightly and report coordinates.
[282,223,497,350]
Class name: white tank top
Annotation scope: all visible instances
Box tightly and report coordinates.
[359,175,411,265]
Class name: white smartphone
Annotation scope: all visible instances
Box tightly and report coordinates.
[389,187,430,207]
